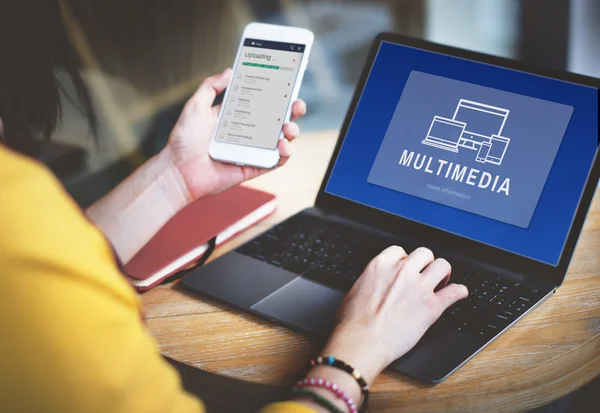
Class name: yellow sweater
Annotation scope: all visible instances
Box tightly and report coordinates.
[0,146,313,413]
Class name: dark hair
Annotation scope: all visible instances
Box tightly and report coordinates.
[0,1,96,155]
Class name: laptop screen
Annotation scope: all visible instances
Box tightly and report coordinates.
[324,41,599,266]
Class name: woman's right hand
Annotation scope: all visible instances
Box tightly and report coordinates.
[293,246,469,413]
[321,245,469,385]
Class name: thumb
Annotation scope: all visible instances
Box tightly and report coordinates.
[194,68,232,109]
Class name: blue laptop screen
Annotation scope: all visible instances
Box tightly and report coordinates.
[324,41,599,265]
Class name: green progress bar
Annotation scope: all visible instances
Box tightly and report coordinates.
[242,62,280,70]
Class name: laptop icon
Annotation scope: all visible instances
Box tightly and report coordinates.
[182,34,600,383]
[422,116,465,152]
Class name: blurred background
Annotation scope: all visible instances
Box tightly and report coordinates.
[51,0,600,207]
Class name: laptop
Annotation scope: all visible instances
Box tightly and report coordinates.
[182,33,600,384]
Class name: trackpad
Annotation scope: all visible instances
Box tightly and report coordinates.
[251,278,345,339]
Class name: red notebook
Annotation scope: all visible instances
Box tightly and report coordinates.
[125,185,276,291]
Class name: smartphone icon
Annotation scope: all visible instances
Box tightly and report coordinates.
[476,142,492,163]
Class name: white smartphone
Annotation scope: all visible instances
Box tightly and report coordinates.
[209,23,314,169]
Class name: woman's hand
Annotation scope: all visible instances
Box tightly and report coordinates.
[163,68,307,202]
[321,246,468,384]
[294,246,468,413]
[86,69,304,263]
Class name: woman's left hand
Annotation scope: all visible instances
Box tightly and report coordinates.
[163,68,307,202]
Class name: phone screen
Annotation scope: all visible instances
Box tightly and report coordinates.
[476,141,492,163]
[214,38,306,150]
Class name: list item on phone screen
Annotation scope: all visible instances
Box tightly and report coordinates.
[215,42,304,149]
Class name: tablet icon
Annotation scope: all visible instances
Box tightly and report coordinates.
[422,99,511,165]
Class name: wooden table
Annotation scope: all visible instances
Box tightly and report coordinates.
[142,131,600,412]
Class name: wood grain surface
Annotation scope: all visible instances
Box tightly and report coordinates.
[142,131,600,412]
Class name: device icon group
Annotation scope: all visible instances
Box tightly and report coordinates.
[422,99,511,166]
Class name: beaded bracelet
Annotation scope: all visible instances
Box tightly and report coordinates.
[295,377,358,413]
[310,356,370,412]
[292,387,345,413]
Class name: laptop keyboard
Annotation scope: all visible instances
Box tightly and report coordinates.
[237,214,397,292]
[236,213,546,339]
[433,271,545,339]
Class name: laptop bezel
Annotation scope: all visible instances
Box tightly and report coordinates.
[315,32,600,287]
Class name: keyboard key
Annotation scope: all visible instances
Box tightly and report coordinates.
[467,285,480,296]
[237,240,262,256]
[506,299,518,310]
[264,233,280,241]
[279,251,296,264]
[456,320,473,333]
[283,259,312,274]
[476,323,501,339]
[502,310,516,320]
[515,303,528,313]
[447,305,462,317]
[495,313,511,325]
[304,267,332,286]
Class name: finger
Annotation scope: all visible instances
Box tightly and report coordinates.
[277,137,292,161]
[421,258,452,290]
[378,245,408,259]
[291,99,307,120]
[282,122,300,142]
[434,273,451,292]
[362,245,407,282]
[435,283,469,312]
[194,68,232,109]
[403,247,435,273]
[240,164,267,181]
[354,245,407,297]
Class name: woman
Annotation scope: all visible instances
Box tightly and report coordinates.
[0,2,468,413]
